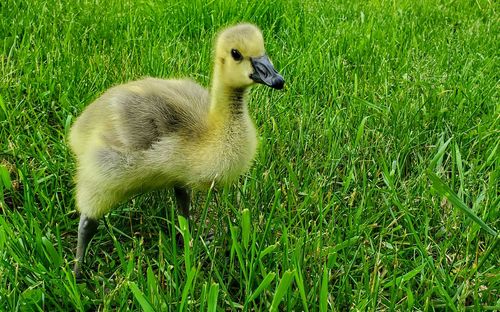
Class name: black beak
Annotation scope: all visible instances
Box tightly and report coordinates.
[250,55,285,90]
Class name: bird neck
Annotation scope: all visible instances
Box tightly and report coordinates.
[209,78,250,122]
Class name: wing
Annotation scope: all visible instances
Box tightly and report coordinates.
[70,78,210,154]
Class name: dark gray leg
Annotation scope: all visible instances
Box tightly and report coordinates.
[173,187,191,248]
[174,187,191,219]
[74,214,99,278]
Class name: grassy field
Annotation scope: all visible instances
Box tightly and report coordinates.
[1,0,499,310]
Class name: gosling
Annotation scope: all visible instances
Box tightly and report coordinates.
[69,23,284,277]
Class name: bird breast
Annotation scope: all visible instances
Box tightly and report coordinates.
[144,117,258,189]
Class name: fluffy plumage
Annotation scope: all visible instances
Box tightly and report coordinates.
[70,23,284,277]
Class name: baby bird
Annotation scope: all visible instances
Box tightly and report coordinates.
[69,23,284,277]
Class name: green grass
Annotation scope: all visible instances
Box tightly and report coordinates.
[1,0,499,310]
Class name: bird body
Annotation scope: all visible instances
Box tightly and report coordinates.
[69,77,257,219]
[70,23,284,277]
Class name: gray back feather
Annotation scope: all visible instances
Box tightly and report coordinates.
[109,78,210,150]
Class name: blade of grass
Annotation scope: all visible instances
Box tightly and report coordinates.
[207,283,219,312]
[146,266,158,305]
[427,170,497,236]
[0,94,6,121]
[430,136,453,170]
[246,272,276,304]
[179,266,197,312]
[270,270,295,312]
[178,215,192,270]
[129,281,155,312]
[293,265,309,312]
[320,266,329,312]
[200,283,208,312]
[241,208,251,250]
[384,263,426,288]
[42,237,62,268]
[259,242,279,261]
[354,116,369,148]
[0,165,12,190]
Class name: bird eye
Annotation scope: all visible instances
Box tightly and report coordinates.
[231,49,243,61]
